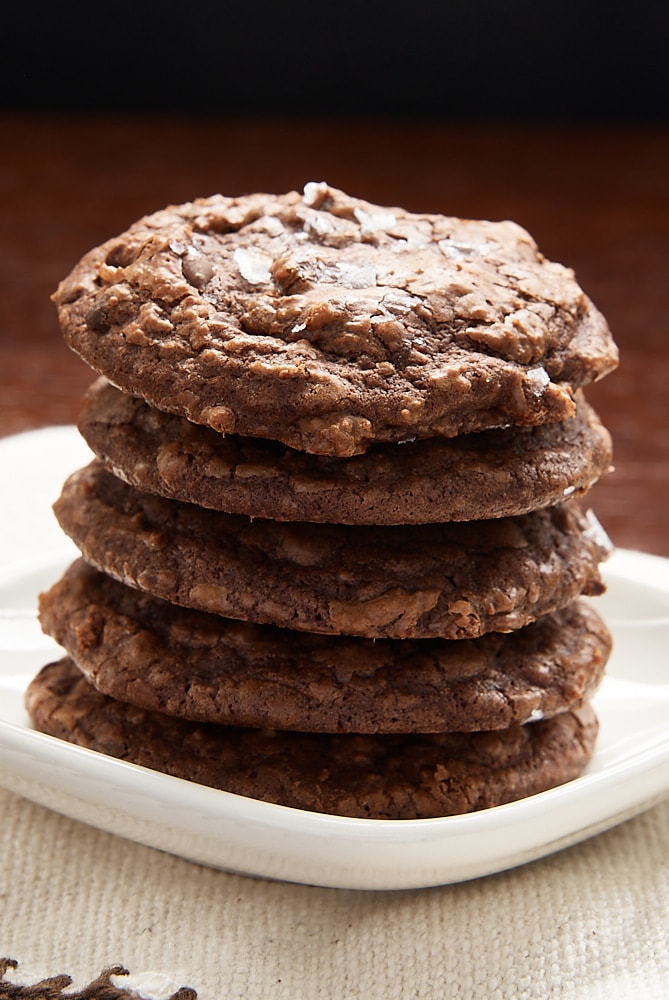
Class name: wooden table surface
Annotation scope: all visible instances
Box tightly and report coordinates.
[1,115,667,556]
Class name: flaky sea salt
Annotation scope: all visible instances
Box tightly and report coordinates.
[583,509,614,554]
[438,238,491,260]
[381,290,421,314]
[354,207,397,233]
[525,366,550,394]
[303,180,329,206]
[233,247,273,284]
[304,212,335,236]
[336,261,377,288]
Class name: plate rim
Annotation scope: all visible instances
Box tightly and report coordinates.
[0,548,668,889]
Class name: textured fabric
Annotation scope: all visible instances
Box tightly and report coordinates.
[0,786,667,999]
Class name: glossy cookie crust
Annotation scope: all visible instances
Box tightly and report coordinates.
[53,185,618,456]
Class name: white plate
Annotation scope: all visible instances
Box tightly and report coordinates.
[0,428,668,891]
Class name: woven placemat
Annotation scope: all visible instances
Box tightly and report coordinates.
[1,786,668,999]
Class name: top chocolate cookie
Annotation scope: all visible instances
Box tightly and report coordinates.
[53,184,618,456]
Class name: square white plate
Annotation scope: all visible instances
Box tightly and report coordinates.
[0,428,668,890]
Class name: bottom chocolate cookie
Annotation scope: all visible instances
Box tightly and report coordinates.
[26,659,599,820]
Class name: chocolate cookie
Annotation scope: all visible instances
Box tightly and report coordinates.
[39,560,611,733]
[53,463,610,639]
[53,184,618,457]
[26,658,600,819]
[79,378,613,524]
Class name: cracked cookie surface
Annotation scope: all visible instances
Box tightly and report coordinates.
[53,184,618,456]
[53,462,611,640]
[79,378,613,523]
[39,560,611,733]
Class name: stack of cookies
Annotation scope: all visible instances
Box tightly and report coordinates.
[27,184,618,819]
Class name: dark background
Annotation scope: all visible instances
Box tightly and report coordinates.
[2,2,668,559]
[3,1,668,120]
